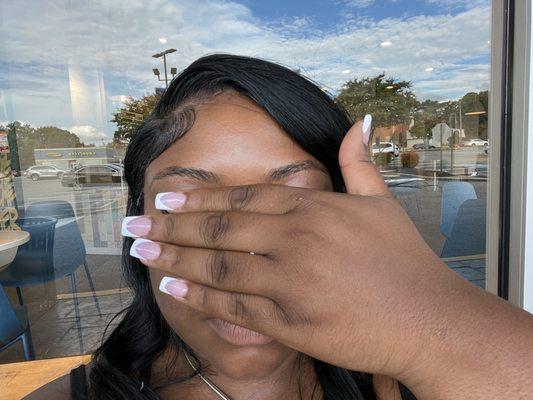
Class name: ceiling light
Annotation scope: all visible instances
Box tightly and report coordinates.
[425,67,434,72]
[386,85,394,89]
[380,41,392,47]
[159,37,167,44]
[341,69,351,74]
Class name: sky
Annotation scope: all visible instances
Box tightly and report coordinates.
[0,0,491,144]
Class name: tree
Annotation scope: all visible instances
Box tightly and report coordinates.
[112,93,161,144]
[335,74,419,140]
[0,121,85,168]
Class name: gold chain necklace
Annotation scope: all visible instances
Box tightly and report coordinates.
[184,352,232,400]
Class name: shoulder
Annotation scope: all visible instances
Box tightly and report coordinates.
[22,373,71,400]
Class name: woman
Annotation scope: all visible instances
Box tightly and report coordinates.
[26,54,411,399]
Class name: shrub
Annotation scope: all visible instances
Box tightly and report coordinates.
[401,151,419,168]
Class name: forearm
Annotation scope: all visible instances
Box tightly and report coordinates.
[399,265,533,400]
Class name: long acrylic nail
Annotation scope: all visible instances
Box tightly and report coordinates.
[121,216,152,238]
[159,276,189,299]
[362,114,372,145]
[130,239,161,260]
[155,192,187,211]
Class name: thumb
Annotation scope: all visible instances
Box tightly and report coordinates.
[338,114,390,196]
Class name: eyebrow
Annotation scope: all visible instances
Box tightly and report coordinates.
[267,160,328,181]
[152,166,220,183]
[151,160,327,184]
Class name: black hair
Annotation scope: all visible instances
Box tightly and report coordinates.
[90,54,376,400]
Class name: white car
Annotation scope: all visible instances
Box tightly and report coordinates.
[24,165,66,181]
[371,142,399,157]
[461,138,488,147]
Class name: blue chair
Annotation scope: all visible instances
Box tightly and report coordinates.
[0,282,35,360]
[440,182,477,238]
[23,201,101,353]
[441,199,487,258]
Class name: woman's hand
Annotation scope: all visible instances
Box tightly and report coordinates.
[122,119,533,399]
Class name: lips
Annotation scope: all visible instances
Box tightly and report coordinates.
[208,319,274,346]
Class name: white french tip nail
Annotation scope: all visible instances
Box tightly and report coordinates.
[362,114,372,136]
[159,276,176,295]
[129,238,151,259]
[121,216,140,238]
[155,193,174,211]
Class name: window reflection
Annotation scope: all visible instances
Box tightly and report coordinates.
[0,0,491,363]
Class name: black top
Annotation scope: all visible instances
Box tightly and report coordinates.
[70,365,417,399]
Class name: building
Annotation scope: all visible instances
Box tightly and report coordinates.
[33,147,125,170]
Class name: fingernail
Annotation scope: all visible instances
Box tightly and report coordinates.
[155,192,187,211]
[159,276,188,299]
[130,239,161,260]
[362,114,372,145]
[121,216,152,238]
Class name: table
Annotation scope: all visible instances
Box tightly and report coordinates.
[0,230,30,271]
[0,355,91,399]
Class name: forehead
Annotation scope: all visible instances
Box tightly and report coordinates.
[146,91,322,183]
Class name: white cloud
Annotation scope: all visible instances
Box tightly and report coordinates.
[338,0,375,7]
[70,125,108,145]
[0,0,491,128]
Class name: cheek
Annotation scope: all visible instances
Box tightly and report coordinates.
[149,268,200,333]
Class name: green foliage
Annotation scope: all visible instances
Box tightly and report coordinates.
[0,121,84,168]
[401,151,420,168]
[335,74,418,136]
[111,93,161,144]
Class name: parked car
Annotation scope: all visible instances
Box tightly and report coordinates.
[412,143,436,150]
[24,165,66,181]
[371,142,399,157]
[461,138,489,147]
[61,164,123,187]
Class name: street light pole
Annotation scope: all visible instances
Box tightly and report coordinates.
[164,53,169,88]
[152,48,177,89]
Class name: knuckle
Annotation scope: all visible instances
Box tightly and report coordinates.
[207,251,229,285]
[228,186,255,211]
[272,300,312,328]
[200,212,230,246]
[163,216,176,238]
[164,245,181,266]
[198,286,212,309]
[227,292,249,319]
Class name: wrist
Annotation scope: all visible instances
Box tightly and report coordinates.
[395,271,533,399]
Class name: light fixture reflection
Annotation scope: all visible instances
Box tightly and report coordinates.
[159,37,167,44]
[380,41,392,47]
[342,69,351,74]
[425,67,434,72]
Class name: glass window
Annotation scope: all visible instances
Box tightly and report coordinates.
[0,0,493,380]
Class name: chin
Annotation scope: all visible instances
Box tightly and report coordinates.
[175,316,299,380]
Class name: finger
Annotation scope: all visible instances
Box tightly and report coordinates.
[130,238,274,295]
[158,276,277,334]
[338,114,391,197]
[153,184,307,214]
[121,212,279,253]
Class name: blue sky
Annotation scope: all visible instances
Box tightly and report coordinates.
[0,0,491,144]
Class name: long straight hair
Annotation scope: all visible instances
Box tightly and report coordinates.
[90,54,376,400]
